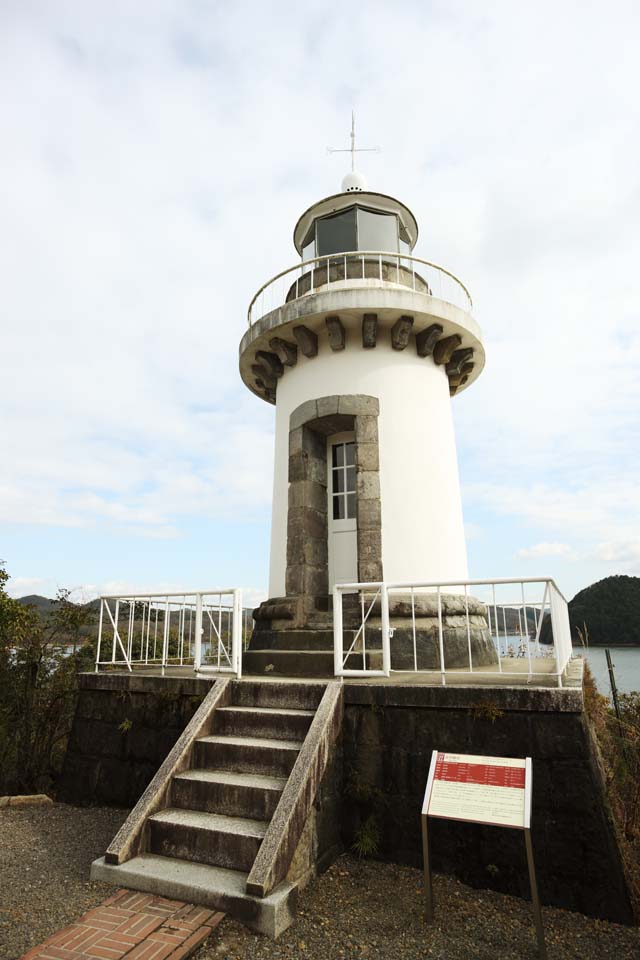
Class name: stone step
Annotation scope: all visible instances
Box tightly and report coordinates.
[214,705,315,741]
[194,734,301,777]
[248,629,348,651]
[172,768,286,820]
[90,854,296,937]
[243,649,383,678]
[148,807,267,872]
[230,679,326,711]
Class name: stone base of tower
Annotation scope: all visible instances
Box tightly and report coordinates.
[245,594,497,677]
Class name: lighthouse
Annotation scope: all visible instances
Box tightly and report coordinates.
[240,123,489,675]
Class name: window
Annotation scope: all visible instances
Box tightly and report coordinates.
[331,441,356,519]
[316,208,357,256]
[302,225,315,261]
[357,208,398,252]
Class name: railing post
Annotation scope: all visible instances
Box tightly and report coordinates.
[233,589,243,678]
[492,584,502,671]
[465,584,473,672]
[162,597,170,675]
[333,586,343,677]
[437,587,446,685]
[194,593,203,671]
[95,599,104,673]
[381,583,391,677]
[112,599,119,664]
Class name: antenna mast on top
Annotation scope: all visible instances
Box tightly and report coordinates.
[327,111,379,171]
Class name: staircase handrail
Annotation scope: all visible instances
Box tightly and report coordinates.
[245,680,344,898]
[104,678,231,865]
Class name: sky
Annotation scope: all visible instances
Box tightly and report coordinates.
[1,0,639,605]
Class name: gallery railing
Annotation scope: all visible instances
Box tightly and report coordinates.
[95,589,246,677]
[333,577,573,687]
[247,251,473,328]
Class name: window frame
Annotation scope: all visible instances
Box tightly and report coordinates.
[304,204,408,260]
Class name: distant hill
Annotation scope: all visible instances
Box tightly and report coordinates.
[568,575,640,647]
[17,594,58,615]
[17,594,100,615]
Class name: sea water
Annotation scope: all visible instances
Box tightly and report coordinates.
[579,647,640,697]
[494,636,640,696]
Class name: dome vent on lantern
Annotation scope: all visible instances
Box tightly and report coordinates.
[342,170,367,192]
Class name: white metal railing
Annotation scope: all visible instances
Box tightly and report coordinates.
[95,590,247,677]
[247,251,473,328]
[333,578,573,687]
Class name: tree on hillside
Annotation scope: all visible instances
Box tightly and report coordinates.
[0,563,96,794]
[570,575,640,646]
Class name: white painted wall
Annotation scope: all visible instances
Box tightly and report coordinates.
[268,338,469,597]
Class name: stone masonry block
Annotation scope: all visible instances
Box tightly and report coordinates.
[358,531,382,561]
[289,480,326,513]
[304,565,329,596]
[358,560,383,583]
[326,315,346,351]
[304,538,329,565]
[289,426,304,457]
[286,532,306,566]
[292,325,318,358]
[415,323,443,358]
[285,564,305,596]
[303,425,326,459]
[390,315,414,351]
[362,313,378,348]
[338,395,379,417]
[288,506,327,540]
[356,471,381,501]
[356,442,379,472]
[288,451,308,483]
[433,334,462,365]
[357,498,382,529]
[316,396,340,418]
[290,399,319,431]
[308,457,327,485]
[355,416,379,443]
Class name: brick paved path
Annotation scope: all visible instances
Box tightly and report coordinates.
[19,889,224,960]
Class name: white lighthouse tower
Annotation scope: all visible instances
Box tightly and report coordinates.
[241,123,487,674]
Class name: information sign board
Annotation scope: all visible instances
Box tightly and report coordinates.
[421,750,545,959]
[424,752,528,829]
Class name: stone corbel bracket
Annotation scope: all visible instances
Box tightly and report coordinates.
[239,288,485,403]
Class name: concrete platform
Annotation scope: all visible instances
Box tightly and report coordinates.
[94,655,583,689]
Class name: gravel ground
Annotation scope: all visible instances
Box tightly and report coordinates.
[0,803,128,960]
[197,857,640,960]
[1,805,638,960]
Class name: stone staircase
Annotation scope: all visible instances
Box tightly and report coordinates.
[91,679,342,937]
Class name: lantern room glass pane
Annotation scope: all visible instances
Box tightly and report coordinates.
[357,208,398,252]
[316,208,357,256]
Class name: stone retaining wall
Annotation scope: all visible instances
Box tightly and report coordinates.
[59,674,633,925]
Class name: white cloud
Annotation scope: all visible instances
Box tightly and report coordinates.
[6,576,49,598]
[516,543,573,560]
[1,1,639,597]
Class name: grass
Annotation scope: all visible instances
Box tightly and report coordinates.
[583,660,640,917]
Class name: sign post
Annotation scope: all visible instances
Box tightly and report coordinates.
[421,751,546,959]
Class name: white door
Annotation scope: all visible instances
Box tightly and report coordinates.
[328,432,358,588]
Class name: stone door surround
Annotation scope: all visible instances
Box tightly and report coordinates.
[286,395,382,613]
